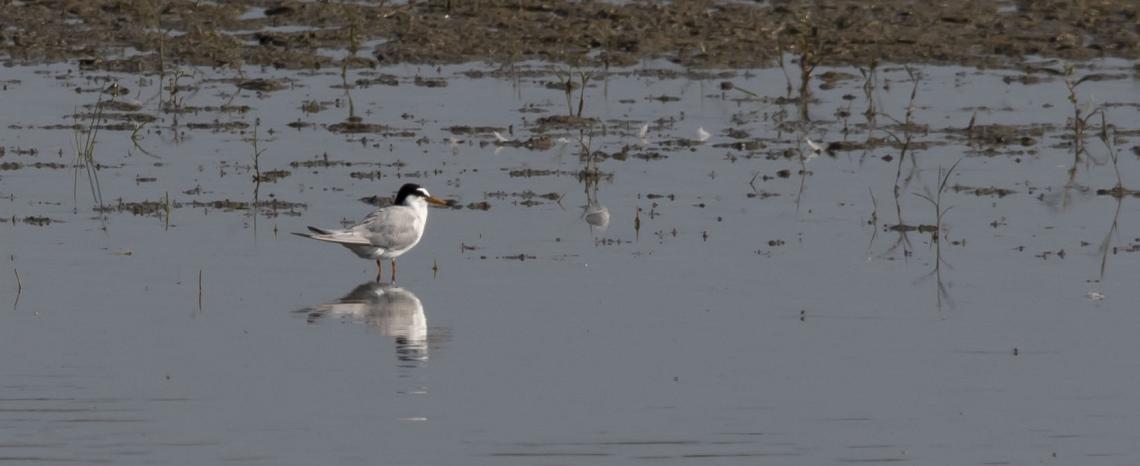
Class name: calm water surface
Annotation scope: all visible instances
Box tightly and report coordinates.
[1,58,1140,464]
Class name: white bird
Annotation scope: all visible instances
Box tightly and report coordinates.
[493,130,512,143]
[696,127,711,142]
[805,137,823,153]
[805,137,824,161]
[638,123,649,140]
[293,183,448,282]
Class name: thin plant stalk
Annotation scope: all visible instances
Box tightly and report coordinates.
[73,93,108,211]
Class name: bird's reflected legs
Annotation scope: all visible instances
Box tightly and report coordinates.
[375,258,383,283]
[391,259,397,284]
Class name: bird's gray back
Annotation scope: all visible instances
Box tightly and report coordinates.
[355,205,423,252]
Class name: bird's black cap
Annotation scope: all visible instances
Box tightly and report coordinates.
[394,183,426,205]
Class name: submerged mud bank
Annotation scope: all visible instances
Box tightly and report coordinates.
[1,0,1138,70]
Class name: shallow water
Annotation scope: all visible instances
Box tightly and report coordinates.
[2,58,1140,464]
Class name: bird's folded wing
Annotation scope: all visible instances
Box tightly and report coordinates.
[304,230,373,245]
[361,207,420,250]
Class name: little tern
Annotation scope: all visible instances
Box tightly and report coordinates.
[294,183,448,282]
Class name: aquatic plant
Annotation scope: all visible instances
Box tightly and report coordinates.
[914,158,961,312]
[1063,64,1105,179]
[72,92,108,211]
[914,158,962,245]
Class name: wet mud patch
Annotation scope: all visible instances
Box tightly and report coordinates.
[88,101,144,112]
[446,126,506,135]
[71,112,158,124]
[2,215,61,226]
[746,191,781,200]
[1095,187,1140,198]
[348,170,383,181]
[289,154,399,169]
[186,121,251,131]
[495,136,556,151]
[413,76,447,88]
[92,197,305,218]
[507,168,593,178]
[532,116,598,132]
[254,170,291,183]
[951,185,1017,197]
[714,140,766,152]
[885,224,939,234]
[95,200,172,217]
[354,74,399,87]
[236,78,287,92]
[485,190,562,207]
[163,105,252,115]
[189,198,305,216]
[1,162,68,170]
[952,124,1047,147]
[327,118,388,134]
[462,201,492,211]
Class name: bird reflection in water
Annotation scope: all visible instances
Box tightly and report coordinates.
[584,203,609,231]
[582,170,609,233]
[303,282,429,362]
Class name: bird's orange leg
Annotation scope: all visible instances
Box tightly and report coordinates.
[375,258,383,283]
[391,259,398,284]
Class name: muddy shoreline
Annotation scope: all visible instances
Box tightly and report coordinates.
[2,1,1138,71]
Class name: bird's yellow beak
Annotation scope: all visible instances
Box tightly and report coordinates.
[426,196,450,207]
